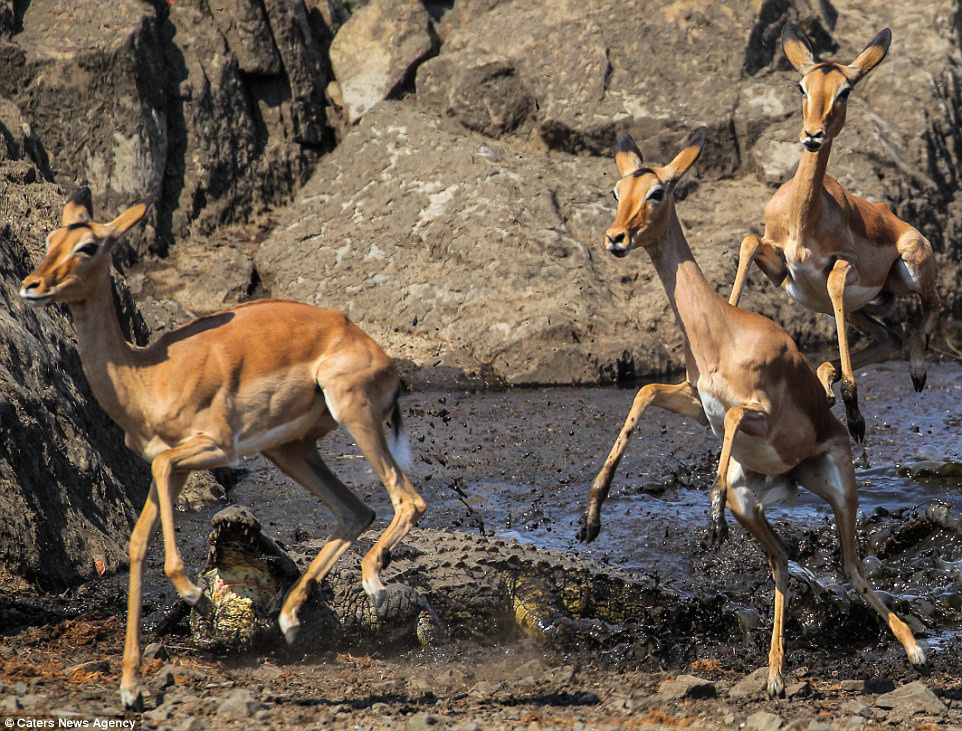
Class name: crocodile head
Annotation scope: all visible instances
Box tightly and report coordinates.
[189,505,300,650]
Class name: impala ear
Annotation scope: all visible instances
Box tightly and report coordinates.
[614,132,644,177]
[103,199,151,240]
[61,187,93,226]
[664,127,706,184]
[846,28,891,84]
[781,22,816,74]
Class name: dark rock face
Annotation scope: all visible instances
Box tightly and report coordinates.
[0,114,150,590]
[0,0,328,259]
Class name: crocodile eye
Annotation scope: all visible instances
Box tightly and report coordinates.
[646,188,665,203]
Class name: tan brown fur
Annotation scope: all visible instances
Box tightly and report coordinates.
[20,190,425,710]
[581,128,924,697]
[729,23,942,442]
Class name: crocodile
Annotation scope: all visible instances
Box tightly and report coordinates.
[182,504,962,664]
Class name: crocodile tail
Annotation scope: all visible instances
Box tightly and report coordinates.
[388,396,412,473]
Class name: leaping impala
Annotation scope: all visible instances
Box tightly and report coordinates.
[728,23,941,443]
[578,128,925,696]
[19,189,426,711]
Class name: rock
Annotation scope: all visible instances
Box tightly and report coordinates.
[207,0,281,75]
[0,696,22,712]
[840,699,870,717]
[840,680,863,692]
[406,713,442,730]
[66,660,110,676]
[806,722,837,731]
[0,153,151,589]
[657,674,716,700]
[261,0,329,145]
[329,0,436,123]
[142,643,169,664]
[746,710,784,731]
[0,0,166,260]
[176,719,204,731]
[729,667,769,698]
[785,681,812,699]
[874,681,946,716]
[217,688,258,719]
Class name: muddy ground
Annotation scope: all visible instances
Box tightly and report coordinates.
[2,362,962,730]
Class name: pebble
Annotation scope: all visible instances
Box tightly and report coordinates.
[839,680,862,692]
[143,642,169,663]
[806,722,837,731]
[406,712,441,730]
[66,659,110,675]
[746,710,784,731]
[840,699,869,717]
[217,688,258,718]
[176,720,204,731]
[0,696,22,712]
[657,674,716,700]
[729,667,768,698]
[875,681,946,716]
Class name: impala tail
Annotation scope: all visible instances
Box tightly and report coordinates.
[388,397,412,473]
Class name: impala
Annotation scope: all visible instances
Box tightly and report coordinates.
[579,128,925,696]
[19,189,425,710]
[728,23,941,442]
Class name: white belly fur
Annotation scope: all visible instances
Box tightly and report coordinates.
[785,257,882,314]
[698,389,795,476]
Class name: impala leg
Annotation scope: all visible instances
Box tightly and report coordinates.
[727,461,790,697]
[795,448,925,667]
[729,235,762,307]
[909,288,942,392]
[894,234,942,392]
[342,413,426,607]
[826,259,865,443]
[579,381,705,543]
[264,439,375,644]
[119,481,162,712]
[815,310,901,407]
[152,437,229,606]
[708,404,769,548]
[729,235,789,307]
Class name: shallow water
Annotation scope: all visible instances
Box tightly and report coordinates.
[220,360,962,587]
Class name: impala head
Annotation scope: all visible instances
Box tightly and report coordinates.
[19,189,149,306]
[605,127,706,257]
[782,23,891,152]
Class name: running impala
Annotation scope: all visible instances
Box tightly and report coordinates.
[580,128,925,696]
[728,24,941,442]
[20,190,425,710]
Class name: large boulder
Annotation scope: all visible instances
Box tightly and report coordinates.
[255,103,788,384]
[329,0,436,124]
[0,109,151,590]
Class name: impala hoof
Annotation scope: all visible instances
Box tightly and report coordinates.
[908,644,927,669]
[278,611,300,645]
[363,575,387,608]
[577,511,600,544]
[911,371,927,392]
[706,513,729,549]
[767,673,786,698]
[120,687,144,713]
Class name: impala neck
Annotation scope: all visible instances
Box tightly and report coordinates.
[788,141,832,248]
[67,279,144,431]
[646,204,723,361]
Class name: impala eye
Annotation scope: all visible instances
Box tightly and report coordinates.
[837,87,851,101]
[75,242,99,257]
[647,188,665,203]
[611,188,619,202]
[798,83,806,96]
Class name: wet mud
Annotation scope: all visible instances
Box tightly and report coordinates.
[2,361,962,729]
